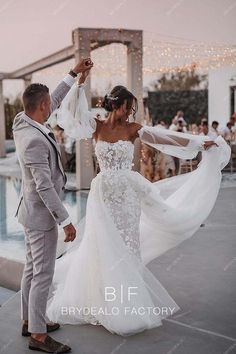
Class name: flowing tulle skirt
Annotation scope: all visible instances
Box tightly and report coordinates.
[46,136,230,336]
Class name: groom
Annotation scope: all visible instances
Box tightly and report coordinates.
[13,58,93,353]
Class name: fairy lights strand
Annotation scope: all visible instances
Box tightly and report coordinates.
[33,31,236,78]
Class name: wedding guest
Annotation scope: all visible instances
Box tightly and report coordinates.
[208,121,219,140]
[230,113,236,135]
[169,118,178,131]
[201,117,208,125]
[199,120,209,136]
[230,112,236,125]
[170,111,187,131]
[219,122,233,142]
[155,120,167,129]
[53,125,65,144]
[190,123,199,135]
[174,110,184,122]
[176,117,187,133]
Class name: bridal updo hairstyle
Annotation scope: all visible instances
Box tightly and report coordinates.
[101,86,138,120]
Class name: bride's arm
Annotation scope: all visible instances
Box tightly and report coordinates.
[136,125,218,160]
[50,59,93,113]
[56,71,97,140]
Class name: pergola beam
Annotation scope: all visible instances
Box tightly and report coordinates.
[4,46,74,79]
[0,27,143,188]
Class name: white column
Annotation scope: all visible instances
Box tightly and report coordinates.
[127,32,143,171]
[208,67,236,127]
[0,80,6,158]
[127,35,143,124]
[73,29,95,190]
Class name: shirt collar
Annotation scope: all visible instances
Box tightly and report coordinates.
[34,120,51,135]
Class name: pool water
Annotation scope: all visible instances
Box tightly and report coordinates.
[0,176,88,262]
[1,172,235,262]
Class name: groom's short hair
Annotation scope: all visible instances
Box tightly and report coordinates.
[23,83,49,112]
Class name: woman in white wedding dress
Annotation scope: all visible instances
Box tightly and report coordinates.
[46,71,231,336]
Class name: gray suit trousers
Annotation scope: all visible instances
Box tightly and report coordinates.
[21,225,58,333]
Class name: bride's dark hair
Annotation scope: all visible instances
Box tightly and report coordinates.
[101,86,138,120]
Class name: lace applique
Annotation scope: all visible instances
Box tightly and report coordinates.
[95,140,141,259]
[95,140,134,172]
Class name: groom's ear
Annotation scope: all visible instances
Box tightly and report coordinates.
[39,95,50,109]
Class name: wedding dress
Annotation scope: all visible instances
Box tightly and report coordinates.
[46,84,231,336]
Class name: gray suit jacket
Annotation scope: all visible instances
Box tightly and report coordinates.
[13,80,73,231]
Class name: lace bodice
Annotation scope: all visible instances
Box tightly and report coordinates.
[93,140,141,259]
[95,140,134,172]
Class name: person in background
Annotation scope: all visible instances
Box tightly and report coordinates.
[229,113,236,135]
[230,112,236,125]
[169,118,178,131]
[155,120,167,129]
[170,111,187,131]
[208,121,219,140]
[174,110,184,122]
[169,115,187,173]
[199,120,209,136]
[176,117,187,133]
[219,122,234,142]
[190,123,199,135]
[53,125,65,145]
[201,117,208,125]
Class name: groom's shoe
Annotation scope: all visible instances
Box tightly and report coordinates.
[29,335,71,353]
[22,323,60,337]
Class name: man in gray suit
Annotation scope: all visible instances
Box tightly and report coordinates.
[13,58,93,353]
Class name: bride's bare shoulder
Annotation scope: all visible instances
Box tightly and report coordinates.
[95,117,105,128]
[128,122,142,128]
[128,122,142,133]
[128,122,143,140]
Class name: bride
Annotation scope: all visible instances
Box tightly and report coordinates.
[46,68,231,336]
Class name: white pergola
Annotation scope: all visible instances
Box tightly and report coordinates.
[0,27,143,189]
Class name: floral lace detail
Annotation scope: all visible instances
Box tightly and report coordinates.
[95,140,134,171]
[95,140,141,259]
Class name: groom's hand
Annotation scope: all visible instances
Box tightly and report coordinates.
[63,223,76,242]
[73,58,93,74]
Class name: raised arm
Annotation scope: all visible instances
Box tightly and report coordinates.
[50,75,76,113]
[56,69,97,140]
[50,58,93,113]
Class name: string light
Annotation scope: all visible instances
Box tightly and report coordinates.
[32,31,236,87]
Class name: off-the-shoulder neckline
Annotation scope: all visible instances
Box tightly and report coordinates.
[96,139,134,146]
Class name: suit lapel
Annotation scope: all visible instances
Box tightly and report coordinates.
[22,114,61,155]
[22,113,66,182]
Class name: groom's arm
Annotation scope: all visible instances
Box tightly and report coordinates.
[50,74,76,113]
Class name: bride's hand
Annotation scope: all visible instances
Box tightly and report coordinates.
[203,140,218,150]
[79,69,90,85]
[73,58,93,74]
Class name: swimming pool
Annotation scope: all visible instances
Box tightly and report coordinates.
[0,171,235,263]
[0,176,88,262]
